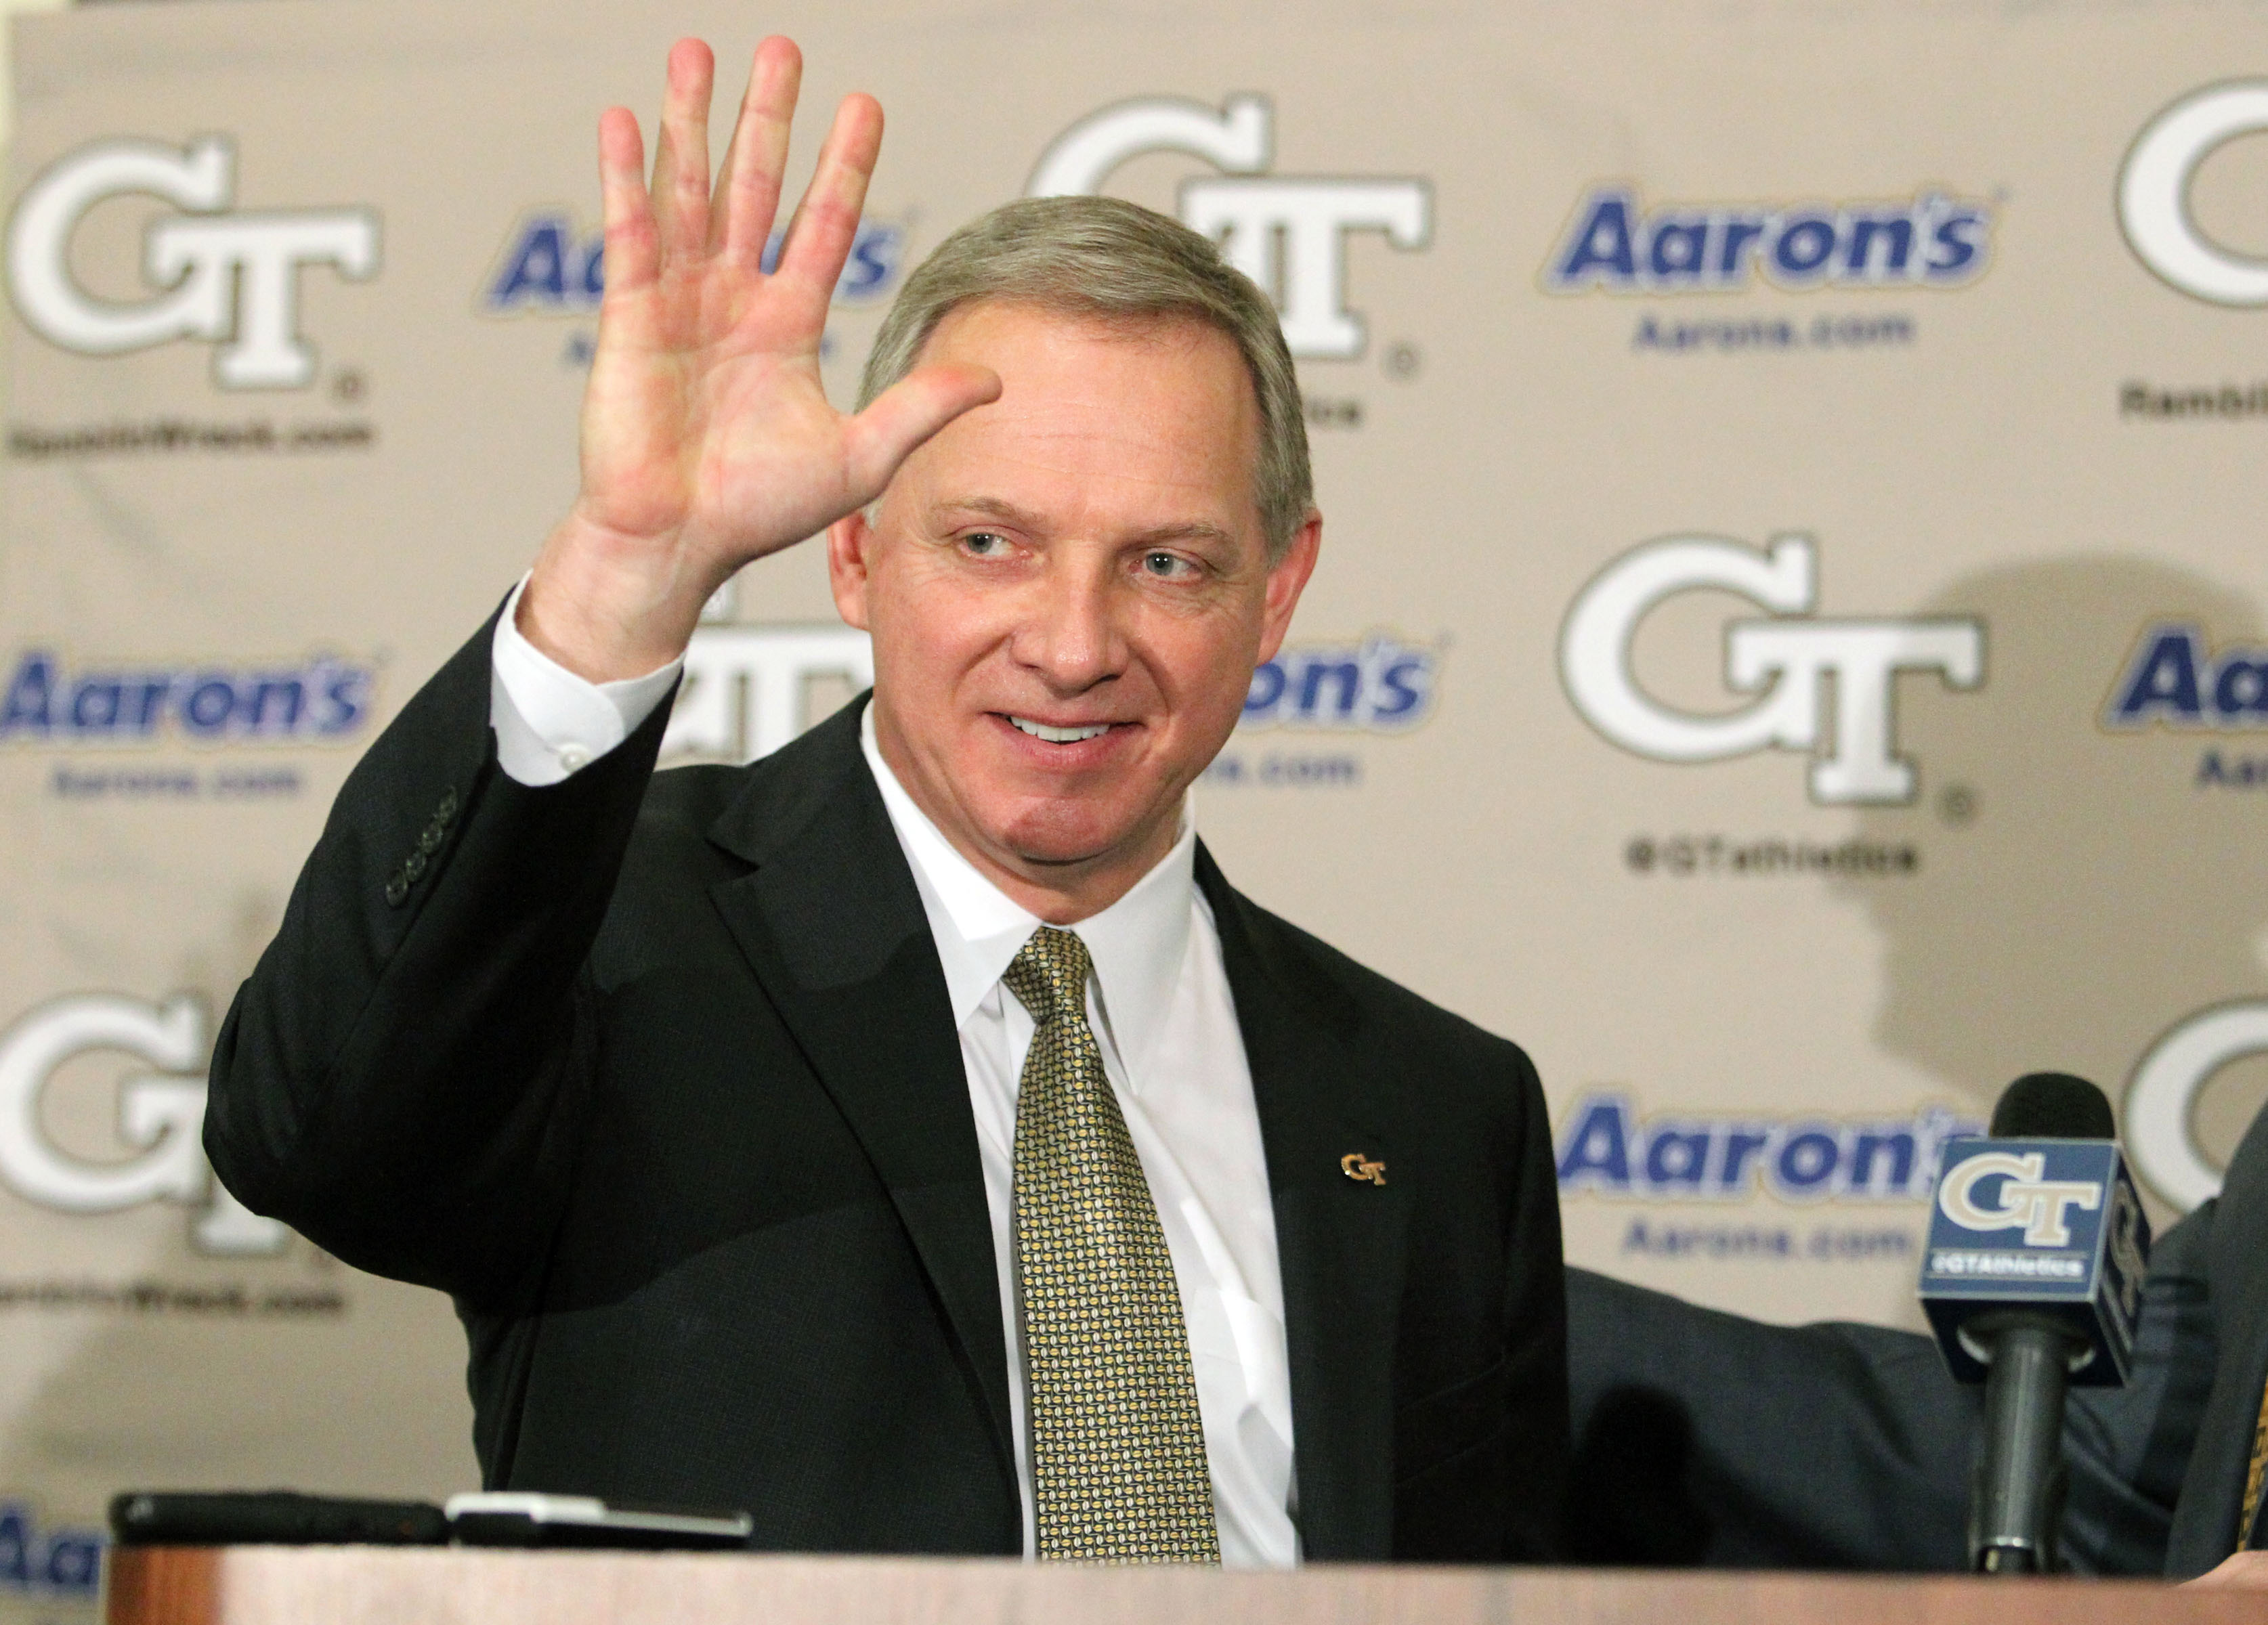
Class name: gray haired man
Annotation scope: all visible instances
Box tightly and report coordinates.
[206,36,1568,1565]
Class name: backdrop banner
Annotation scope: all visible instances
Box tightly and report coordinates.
[6,0,2267,1603]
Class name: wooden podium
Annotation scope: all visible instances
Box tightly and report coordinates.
[103,1547,2261,1625]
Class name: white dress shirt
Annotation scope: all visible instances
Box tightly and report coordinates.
[487,583,1301,1566]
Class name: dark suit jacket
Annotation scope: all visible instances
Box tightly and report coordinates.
[1564,1216,2212,1575]
[2164,1094,2268,1576]
[204,613,1568,1561]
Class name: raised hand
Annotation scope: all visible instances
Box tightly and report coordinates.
[518,37,1000,681]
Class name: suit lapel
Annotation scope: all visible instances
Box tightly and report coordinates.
[1199,845,1410,1561]
[702,702,1015,1486]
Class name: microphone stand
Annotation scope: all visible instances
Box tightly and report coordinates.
[1969,1315,2082,1574]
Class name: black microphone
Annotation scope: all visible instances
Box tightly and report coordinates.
[1918,1072,2149,1576]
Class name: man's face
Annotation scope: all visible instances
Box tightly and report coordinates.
[828,300,1320,917]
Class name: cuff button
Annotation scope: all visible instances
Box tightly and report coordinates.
[383,873,409,907]
[557,744,591,773]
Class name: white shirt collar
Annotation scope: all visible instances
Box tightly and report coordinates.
[859,702,1195,1090]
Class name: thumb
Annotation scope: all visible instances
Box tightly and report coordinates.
[841,363,1002,502]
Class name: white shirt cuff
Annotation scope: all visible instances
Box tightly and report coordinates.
[489,576,683,787]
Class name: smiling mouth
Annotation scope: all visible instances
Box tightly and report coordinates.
[1007,715,1115,744]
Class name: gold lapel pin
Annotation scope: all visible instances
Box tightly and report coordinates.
[1340,1152,1387,1186]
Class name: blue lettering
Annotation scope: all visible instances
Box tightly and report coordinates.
[1927,207,1988,280]
[1848,1130,1917,1194]
[0,653,377,746]
[0,655,55,737]
[1556,1096,1634,1192]
[1548,186,1993,294]
[2110,626,2206,724]
[242,675,307,735]
[0,1507,28,1588]
[489,215,574,310]
[1770,215,1839,282]
[66,677,123,734]
[126,676,169,733]
[1717,1128,1770,1193]
[1646,217,1711,283]
[180,677,236,736]
[41,1531,99,1596]
[839,225,904,301]
[1642,1127,1711,1192]
[1297,658,1361,720]
[1373,655,1428,721]
[1844,214,1915,278]
[1244,661,1286,722]
[317,664,370,735]
[2214,655,2268,718]
[1772,1129,1842,1196]
[1716,215,1768,278]
[1550,190,1640,288]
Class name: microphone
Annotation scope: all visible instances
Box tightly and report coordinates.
[1917,1072,2151,1574]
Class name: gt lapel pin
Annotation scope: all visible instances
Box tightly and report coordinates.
[1340,1152,1387,1186]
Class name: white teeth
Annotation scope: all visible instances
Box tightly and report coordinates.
[1009,716,1111,743]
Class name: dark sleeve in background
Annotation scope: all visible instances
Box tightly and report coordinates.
[2064,1202,2214,1576]
[1564,1207,2214,1574]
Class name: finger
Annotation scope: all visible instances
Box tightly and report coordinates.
[710,36,800,269]
[842,363,1002,502]
[773,91,883,298]
[649,38,716,268]
[595,107,659,302]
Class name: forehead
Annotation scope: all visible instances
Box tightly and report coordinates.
[894,301,1263,534]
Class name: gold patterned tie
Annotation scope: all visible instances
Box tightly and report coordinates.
[2242,1375,2268,1549]
[1004,926,1220,1563]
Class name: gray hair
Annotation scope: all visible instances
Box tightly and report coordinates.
[857,194,1312,558]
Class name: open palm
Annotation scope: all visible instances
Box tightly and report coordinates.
[525,37,998,680]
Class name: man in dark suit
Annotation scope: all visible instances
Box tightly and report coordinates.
[202,35,1566,1565]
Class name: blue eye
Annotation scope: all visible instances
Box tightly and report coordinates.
[963,532,1007,556]
[1144,552,1190,578]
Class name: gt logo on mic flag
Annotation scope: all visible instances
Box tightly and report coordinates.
[1919,1139,2150,1386]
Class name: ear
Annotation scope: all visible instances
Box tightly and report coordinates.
[826,510,876,630]
[1254,510,1323,666]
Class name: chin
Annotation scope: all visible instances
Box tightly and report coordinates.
[992,801,1150,871]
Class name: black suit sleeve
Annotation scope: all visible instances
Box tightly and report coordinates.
[2063,1202,2214,1576]
[1566,1266,1975,1569]
[1501,1047,1570,1562]
[1564,1204,2214,1575]
[203,611,674,1304]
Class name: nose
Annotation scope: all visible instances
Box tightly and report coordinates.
[1010,546,1125,693]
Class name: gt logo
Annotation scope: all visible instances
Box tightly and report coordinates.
[1028,96,1430,360]
[1559,534,1984,806]
[662,624,874,765]
[0,992,286,1255]
[1936,1150,2102,1248]
[2120,82,2268,305]
[6,136,379,388]
[1339,1152,1387,1186]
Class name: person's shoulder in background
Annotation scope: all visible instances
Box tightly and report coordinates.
[1565,1203,2212,1575]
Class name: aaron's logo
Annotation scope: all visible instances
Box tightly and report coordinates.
[6,136,379,388]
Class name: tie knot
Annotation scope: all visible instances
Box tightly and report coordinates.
[1003,926,1093,1027]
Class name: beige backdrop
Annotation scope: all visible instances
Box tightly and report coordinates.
[5,0,2267,1605]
